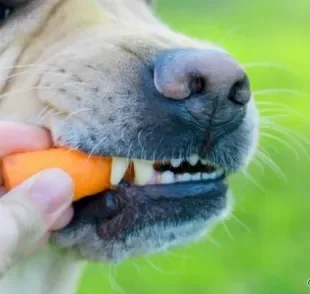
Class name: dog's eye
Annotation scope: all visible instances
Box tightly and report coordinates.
[0,5,13,21]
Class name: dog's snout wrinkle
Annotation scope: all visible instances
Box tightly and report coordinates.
[154,48,251,105]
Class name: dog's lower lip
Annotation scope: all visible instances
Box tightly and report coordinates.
[73,178,228,222]
[120,176,228,200]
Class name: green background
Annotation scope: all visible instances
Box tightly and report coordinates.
[78,0,310,293]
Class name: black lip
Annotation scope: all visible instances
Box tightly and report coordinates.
[119,176,227,200]
[72,177,228,221]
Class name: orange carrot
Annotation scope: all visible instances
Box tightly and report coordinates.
[2,148,112,201]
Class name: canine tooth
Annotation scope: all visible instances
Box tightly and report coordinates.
[171,158,182,168]
[111,157,130,185]
[188,155,199,166]
[133,160,154,185]
[191,173,201,181]
[160,171,175,184]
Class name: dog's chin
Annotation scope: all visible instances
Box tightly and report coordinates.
[72,176,228,238]
[52,154,231,263]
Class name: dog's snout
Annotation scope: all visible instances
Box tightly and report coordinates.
[154,48,251,105]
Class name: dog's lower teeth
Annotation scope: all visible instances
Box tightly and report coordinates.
[202,173,215,180]
[160,171,175,184]
[179,174,187,182]
[191,173,201,181]
[183,173,192,181]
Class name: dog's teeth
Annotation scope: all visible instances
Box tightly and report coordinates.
[133,160,154,185]
[183,173,191,181]
[209,172,218,179]
[171,158,182,168]
[191,173,201,181]
[188,155,199,166]
[111,157,130,185]
[176,174,188,182]
[160,171,175,184]
[202,173,211,180]
[200,159,208,165]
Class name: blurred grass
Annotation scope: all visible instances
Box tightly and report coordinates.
[78,0,310,293]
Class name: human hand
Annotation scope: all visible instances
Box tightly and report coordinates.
[0,121,74,277]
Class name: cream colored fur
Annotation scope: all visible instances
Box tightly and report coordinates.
[0,1,207,293]
[0,0,258,293]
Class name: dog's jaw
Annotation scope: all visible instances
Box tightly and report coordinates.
[0,0,259,293]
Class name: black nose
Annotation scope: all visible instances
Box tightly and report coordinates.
[154,49,251,106]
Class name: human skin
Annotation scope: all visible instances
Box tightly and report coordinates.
[0,121,74,277]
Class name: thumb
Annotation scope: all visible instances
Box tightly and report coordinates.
[0,168,73,277]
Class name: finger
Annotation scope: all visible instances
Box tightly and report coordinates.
[50,206,74,231]
[0,168,73,277]
[0,121,52,158]
[23,233,50,257]
[0,121,53,185]
[0,187,6,197]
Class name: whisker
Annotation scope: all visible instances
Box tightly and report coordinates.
[262,120,310,146]
[250,156,265,174]
[217,25,245,45]
[260,120,310,160]
[241,169,267,193]
[254,88,309,97]
[206,236,222,248]
[64,108,93,121]
[0,86,52,99]
[87,137,106,158]
[34,105,50,124]
[221,222,234,241]
[243,61,297,76]
[144,257,181,275]
[108,265,127,294]
[231,214,253,235]
[260,132,300,160]
[256,148,287,182]
[257,101,306,117]
[260,114,292,120]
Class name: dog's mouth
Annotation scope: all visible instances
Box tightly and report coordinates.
[111,155,225,187]
[70,154,228,240]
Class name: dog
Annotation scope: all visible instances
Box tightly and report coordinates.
[0,0,259,293]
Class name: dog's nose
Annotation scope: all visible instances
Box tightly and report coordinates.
[154,49,251,105]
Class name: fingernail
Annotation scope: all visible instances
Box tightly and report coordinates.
[29,168,73,214]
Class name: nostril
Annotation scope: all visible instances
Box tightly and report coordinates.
[227,76,251,106]
[228,81,243,105]
[189,76,206,95]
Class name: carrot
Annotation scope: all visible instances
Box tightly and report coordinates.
[1,148,112,201]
